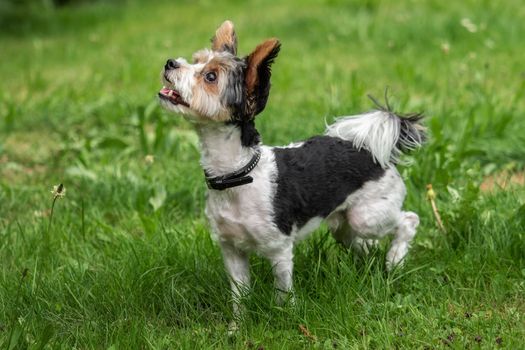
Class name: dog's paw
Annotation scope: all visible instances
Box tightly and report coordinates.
[385,253,406,272]
[275,289,296,308]
[227,321,239,336]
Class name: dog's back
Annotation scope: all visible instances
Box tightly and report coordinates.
[272,135,385,235]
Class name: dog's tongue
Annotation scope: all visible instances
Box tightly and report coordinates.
[160,87,181,98]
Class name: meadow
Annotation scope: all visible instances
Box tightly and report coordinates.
[1,0,524,348]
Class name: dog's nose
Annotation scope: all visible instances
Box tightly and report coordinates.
[165,59,180,70]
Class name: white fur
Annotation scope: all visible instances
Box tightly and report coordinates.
[325,110,419,168]
[326,167,419,268]
[159,57,199,118]
[200,124,288,255]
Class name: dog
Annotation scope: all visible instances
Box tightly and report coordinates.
[158,20,426,325]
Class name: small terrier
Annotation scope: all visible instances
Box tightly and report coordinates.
[159,20,426,323]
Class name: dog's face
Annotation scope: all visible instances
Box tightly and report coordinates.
[159,21,280,123]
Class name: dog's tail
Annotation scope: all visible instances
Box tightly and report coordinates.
[325,96,426,168]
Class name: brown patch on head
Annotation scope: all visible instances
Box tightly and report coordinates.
[200,60,221,95]
[244,38,281,117]
[211,20,237,55]
[190,54,242,122]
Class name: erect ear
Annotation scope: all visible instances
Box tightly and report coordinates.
[244,38,281,117]
[211,20,237,55]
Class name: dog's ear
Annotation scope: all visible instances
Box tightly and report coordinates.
[211,20,237,55]
[244,38,280,117]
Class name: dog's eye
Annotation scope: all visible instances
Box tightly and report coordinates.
[204,71,217,83]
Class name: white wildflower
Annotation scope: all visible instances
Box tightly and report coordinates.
[460,18,478,33]
[441,42,450,54]
[51,184,66,199]
[145,154,155,165]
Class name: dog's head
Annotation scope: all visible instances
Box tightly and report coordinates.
[159,20,280,124]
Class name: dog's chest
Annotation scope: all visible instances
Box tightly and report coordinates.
[205,189,270,250]
[204,153,282,251]
[207,190,246,233]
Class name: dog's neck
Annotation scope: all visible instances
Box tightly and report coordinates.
[195,123,259,177]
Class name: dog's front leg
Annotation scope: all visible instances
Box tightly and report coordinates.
[220,241,250,331]
[266,244,294,305]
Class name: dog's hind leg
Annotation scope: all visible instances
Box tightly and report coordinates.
[327,212,378,254]
[345,168,418,270]
[385,211,419,270]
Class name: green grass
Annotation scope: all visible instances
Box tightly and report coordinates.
[1,0,525,348]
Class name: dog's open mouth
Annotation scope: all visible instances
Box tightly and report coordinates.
[158,87,189,107]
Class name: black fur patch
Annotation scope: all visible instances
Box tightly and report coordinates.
[272,136,386,235]
[251,42,280,117]
[229,119,260,147]
[223,57,246,120]
[222,58,261,147]
[398,113,426,152]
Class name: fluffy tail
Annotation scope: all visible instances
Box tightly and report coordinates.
[325,98,426,168]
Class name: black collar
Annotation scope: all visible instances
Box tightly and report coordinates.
[204,148,262,191]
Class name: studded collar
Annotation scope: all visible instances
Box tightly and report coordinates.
[204,148,262,190]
